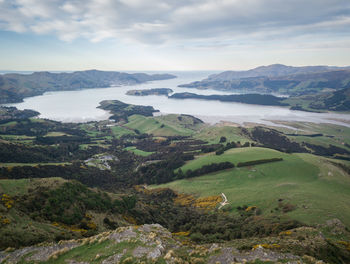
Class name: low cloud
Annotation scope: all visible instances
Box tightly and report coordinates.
[0,0,349,47]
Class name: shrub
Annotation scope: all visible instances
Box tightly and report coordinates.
[215,148,224,155]
[184,162,234,179]
[219,136,227,143]
[237,158,283,167]
[190,232,204,242]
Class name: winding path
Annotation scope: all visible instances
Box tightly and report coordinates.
[218,193,229,209]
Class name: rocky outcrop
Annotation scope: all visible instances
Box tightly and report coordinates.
[1,224,342,264]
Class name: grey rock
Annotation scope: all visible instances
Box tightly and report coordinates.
[109,226,137,243]
[147,245,164,260]
[28,242,78,261]
[132,246,150,258]
[0,242,78,264]
[208,247,299,264]
[101,249,126,264]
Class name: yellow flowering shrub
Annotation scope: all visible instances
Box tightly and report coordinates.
[279,230,292,236]
[175,193,222,210]
[123,215,137,224]
[1,194,14,209]
[2,218,11,225]
[245,206,257,212]
[338,241,350,251]
[193,196,222,210]
[52,221,88,234]
[253,243,280,250]
[173,231,190,236]
[86,220,97,230]
[0,215,11,225]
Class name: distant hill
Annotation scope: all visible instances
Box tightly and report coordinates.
[169,92,287,106]
[0,70,176,104]
[206,64,350,80]
[309,87,350,111]
[179,64,350,96]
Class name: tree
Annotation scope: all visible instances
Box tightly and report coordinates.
[219,136,227,143]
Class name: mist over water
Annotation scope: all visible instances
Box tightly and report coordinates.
[8,71,350,127]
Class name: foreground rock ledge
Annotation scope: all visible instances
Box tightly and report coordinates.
[0,224,332,263]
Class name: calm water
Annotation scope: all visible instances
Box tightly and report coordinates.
[7,71,350,127]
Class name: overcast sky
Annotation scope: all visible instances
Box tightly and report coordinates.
[0,0,350,71]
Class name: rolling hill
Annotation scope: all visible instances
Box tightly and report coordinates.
[179,64,350,97]
[156,147,350,226]
[0,70,176,104]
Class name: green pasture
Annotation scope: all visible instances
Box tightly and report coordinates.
[124,146,154,157]
[156,147,350,226]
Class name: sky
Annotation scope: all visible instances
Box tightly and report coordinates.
[0,0,350,71]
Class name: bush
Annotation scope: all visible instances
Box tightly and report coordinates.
[215,148,224,155]
[219,136,227,143]
[184,162,234,178]
[190,232,204,242]
[237,158,283,167]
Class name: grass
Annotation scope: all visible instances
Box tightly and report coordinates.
[194,125,251,144]
[79,144,111,150]
[179,147,284,173]
[155,147,350,226]
[44,132,71,137]
[44,240,146,264]
[125,146,154,157]
[0,179,30,195]
[0,162,71,168]
[155,114,203,131]
[110,125,135,138]
[125,115,196,136]
[0,177,67,196]
[0,134,35,143]
[79,124,101,137]
[271,121,350,151]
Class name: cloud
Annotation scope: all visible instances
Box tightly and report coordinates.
[0,0,349,47]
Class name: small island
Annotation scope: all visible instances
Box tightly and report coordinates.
[169,92,288,106]
[126,88,173,96]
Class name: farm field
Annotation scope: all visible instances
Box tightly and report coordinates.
[125,114,198,136]
[124,146,154,157]
[110,125,135,138]
[270,121,350,150]
[193,125,251,144]
[156,147,350,226]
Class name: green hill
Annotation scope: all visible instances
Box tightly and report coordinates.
[180,65,350,97]
[0,178,134,249]
[0,70,176,103]
[156,147,350,226]
[125,114,203,136]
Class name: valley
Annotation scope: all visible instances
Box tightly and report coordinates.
[1,66,350,264]
[1,0,350,261]
[1,100,350,263]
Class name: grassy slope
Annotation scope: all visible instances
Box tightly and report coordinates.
[125,114,197,136]
[156,147,350,226]
[0,178,71,248]
[44,132,71,137]
[270,121,350,150]
[0,178,31,195]
[110,125,135,138]
[124,146,154,157]
[193,125,251,144]
[0,178,129,249]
